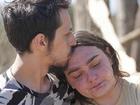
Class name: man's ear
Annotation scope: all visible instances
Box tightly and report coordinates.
[35,33,47,46]
[31,33,48,51]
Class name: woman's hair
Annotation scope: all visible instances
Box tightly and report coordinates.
[74,31,129,78]
[71,31,129,104]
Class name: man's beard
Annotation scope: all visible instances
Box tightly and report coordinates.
[48,65,67,80]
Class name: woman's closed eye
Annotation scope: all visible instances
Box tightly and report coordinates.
[88,56,100,68]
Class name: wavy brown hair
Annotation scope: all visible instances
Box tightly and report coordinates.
[71,31,129,104]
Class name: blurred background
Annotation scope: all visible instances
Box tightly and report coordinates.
[0,0,140,75]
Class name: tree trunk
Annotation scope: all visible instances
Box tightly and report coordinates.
[116,0,138,71]
[73,0,90,31]
[88,0,136,74]
[0,15,16,73]
[116,0,138,36]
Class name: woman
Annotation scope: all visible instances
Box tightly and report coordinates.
[64,31,140,105]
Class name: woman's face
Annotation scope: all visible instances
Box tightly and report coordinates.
[64,46,117,99]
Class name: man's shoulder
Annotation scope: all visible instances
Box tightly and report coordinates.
[0,87,28,105]
[0,76,28,105]
[0,68,22,91]
[0,70,10,90]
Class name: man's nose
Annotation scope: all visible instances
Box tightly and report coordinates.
[68,34,76,46]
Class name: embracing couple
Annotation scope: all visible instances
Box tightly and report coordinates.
[0,0,140,105]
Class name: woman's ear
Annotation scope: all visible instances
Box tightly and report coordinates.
[105,47,110,54]
[105,47,113,65]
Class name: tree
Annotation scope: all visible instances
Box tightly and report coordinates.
[73,0,137,73]
[0,14,16,73]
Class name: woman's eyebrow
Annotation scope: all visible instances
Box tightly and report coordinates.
[67,55,98,75]
[87,55,98,64]
[67,66,80,75]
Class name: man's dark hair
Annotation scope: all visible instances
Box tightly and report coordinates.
[1,0,70,55]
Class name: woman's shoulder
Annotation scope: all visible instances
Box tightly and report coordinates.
[123,72,140,84]
[122,73,140,91]
[121,75,140,104]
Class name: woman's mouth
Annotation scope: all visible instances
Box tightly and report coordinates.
[90,81,104,91]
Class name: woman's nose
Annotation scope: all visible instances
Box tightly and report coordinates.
[87,70,98,83]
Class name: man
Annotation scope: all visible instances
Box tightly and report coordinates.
[0,0,76,105]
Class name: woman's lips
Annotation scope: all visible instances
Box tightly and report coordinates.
[90,81,104,91]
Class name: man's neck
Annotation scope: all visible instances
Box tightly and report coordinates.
[11,54,51,93]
